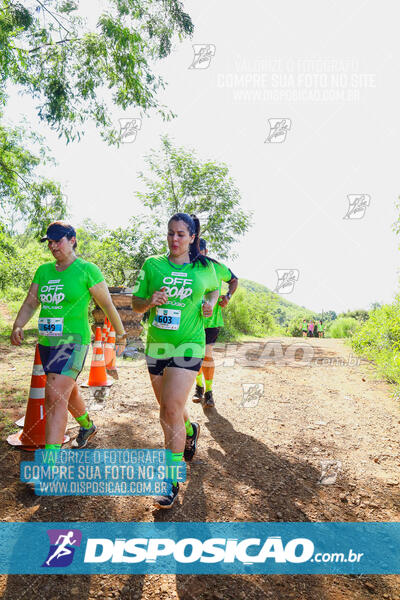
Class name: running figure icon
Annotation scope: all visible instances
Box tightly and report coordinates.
[45,531,77,566]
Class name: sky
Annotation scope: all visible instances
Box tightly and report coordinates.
[5,0,400,314]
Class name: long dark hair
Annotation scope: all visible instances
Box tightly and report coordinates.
[168,213,219,268]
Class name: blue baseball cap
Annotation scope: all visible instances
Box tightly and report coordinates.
[40,223,76,243]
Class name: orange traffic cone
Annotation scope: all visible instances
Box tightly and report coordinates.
[105,324,118,380]
[8,345,69,450]
[82,327,113,387]
[101,317,110,344]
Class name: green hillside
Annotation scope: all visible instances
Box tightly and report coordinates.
[239,278,314,327]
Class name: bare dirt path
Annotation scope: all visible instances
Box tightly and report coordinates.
[1,337,399,599]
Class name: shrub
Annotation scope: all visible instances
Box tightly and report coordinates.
[351,298,400,387]
[220,287,276,340]
[328,317,360,338]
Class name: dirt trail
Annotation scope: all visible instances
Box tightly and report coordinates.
[0,337,399,599]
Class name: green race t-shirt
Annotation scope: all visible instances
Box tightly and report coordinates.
[203,261,234,329]
[133,255,219,358]
[32,257,104,346]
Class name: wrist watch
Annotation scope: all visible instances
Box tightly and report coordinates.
[226,292,232,300]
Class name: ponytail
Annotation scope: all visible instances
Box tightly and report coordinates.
[168,212,220,268]
[189,214,203,264]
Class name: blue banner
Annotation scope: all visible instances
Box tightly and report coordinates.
[0,522,399,574]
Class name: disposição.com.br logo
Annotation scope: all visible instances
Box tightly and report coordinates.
[42,529,82,568]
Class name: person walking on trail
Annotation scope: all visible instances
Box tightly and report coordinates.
[131,213,219,509]
[10,221,126,458]
[302,319,308,338]
[318,320,325,338]
[192,238,238,408]
[307,320,315,338]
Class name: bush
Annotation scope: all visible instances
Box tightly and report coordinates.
[328,317,360,338]
[0,234,49,292]
[351,298,400,387]
[2,286,26,302]
[219,287,276,340]
[287,318,306,337]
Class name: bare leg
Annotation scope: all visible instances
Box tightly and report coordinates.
[68,382,87,418]
[149,371,191,426]
[149,368,197,452]
[45,373,75,444]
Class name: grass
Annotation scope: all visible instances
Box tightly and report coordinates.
[0,413,20,437]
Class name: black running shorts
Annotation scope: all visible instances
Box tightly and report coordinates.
[146,355,203,376]
[205,327,220,345]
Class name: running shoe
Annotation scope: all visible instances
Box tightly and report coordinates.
[203,390,215,408]
[71,423,97,449]
[184,422,200,461]
[154,482,179,509]
[192,384,204,403]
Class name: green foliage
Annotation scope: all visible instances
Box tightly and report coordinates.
[327,317,360,338]
[239,279,316,331]
[0,0,194,143]
[219,286,276,341]
[0,115,66,233]
[137,135,252,259]
[0,230,49,292]
[351,298,400,386]
[287,317,306,337]
[320,310,337,322]
[76,218,159,286]
[338,309,369,322]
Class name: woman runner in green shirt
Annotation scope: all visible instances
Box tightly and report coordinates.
[132,213,219,509]
[302,319,308,338]
[11,221,126,459]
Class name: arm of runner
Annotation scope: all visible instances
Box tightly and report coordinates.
[89,281,127,355]
[10,282,40,346]
[202,289,219,317]
[132,287,168,313]
[219,275,239,307]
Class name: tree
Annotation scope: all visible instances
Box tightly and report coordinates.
[338,309,369,322]
[370,302,382,311]
[76,217,159,285]
[0,0,194,143]
[136,135,252,259]
[322,310,337,322]
[1,1,193,233]
[0,115,66,234]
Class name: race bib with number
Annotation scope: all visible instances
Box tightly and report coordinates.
[153,308,181,330]
[38,317,64,336]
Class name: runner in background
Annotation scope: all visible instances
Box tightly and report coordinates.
[318,320,325,338]
[10,222,126,459]
[302,319,308,338]
[193,238,238,408]
[132,213,219,509]
[307,320,315,338]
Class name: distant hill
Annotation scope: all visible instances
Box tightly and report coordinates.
[239,278,314,327]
